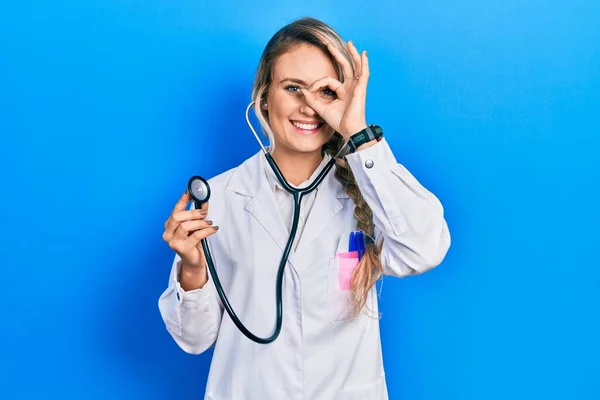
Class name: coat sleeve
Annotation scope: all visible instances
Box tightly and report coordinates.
[345,138,451,277]
[158,253,223,354]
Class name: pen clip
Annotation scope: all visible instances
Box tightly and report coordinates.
[357,231,365,261]
[349,231,356,253]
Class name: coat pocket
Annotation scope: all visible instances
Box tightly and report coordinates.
[328,255,366,324]
[338,373,387,399]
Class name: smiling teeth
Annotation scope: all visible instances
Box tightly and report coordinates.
[292,121,319,130]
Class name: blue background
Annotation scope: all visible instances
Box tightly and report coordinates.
[1,1,599,399]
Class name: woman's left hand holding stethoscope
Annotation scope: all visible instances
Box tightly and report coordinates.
[300,40,370,139]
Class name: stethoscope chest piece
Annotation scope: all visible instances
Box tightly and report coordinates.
[188,175,211,207]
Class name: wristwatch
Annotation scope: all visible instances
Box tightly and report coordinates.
[347,125,383,153]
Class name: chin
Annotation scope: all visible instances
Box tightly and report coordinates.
[289,127,334,151]
[289,134,332,154]
[292,142,324,154]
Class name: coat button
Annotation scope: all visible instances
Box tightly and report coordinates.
[365,159,374,168]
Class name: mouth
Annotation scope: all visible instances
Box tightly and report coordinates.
[290,120,325,135]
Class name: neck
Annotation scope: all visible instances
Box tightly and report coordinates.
[271,148,324,186]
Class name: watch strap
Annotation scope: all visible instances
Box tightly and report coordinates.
[348,125,383,152]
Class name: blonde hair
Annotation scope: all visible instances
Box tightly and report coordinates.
[251,17,384,317]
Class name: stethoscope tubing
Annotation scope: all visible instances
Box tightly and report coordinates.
[196,101,349,344]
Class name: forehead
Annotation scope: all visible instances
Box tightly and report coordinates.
[272,44,337,82]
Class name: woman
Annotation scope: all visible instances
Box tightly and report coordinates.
[159,17,450,400]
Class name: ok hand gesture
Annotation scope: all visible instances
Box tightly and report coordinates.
[301,41,370,139]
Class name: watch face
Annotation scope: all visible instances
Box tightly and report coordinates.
[351,132,368,146]
[348,126,383,151]
[356,133,367,141]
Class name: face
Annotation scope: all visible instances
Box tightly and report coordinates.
[264,44,338,157]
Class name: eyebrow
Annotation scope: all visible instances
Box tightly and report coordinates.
[279,77,307,85]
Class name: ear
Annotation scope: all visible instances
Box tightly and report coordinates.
[260,99,268,110]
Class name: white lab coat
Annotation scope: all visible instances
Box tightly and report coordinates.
[158,138,450,400]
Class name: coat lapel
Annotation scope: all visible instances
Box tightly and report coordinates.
[244,182,290,254]
[225,151,291,261]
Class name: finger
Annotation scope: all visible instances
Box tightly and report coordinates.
[327,42,353,83]
[359,51,370,83]
[164,190,191,230]
[164,208,208,239]
[354,51,370,98]
[173,219,214,241]
[181,226,220,254]
[199,200,209,211]
[300,88,327,116]
[172,208,208,223]
[174,190,191,213]
[307,76,346,98]
[192,200,209,212]
[348,41,362,78]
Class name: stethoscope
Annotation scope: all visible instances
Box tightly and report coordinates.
[187,101,350,344]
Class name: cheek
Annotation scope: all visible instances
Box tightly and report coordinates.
[269,91,301,117]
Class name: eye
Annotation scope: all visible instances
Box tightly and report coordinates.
[285,85,302,94]
[321,88,336,98]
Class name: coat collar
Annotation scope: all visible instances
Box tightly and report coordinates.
[226,150,350,200]
[225,150,350,262]
[263,151,332,193]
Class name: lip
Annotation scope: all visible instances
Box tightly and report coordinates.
[289,120,324,135]
[291,120,322,124]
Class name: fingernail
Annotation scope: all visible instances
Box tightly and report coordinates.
[206,220,213,225]
[213,226,219,230]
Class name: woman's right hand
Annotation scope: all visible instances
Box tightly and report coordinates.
[162,190,219,272]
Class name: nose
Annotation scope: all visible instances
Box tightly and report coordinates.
[299,102,318,117]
